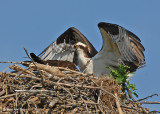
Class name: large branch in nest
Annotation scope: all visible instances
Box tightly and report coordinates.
[30,63,65,77]
[9,64,34,75]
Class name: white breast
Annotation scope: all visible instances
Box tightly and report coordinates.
[91,44,121,76]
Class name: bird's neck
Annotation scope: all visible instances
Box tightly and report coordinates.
[76,50,91,72]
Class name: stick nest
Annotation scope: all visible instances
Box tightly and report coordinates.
[0,62,156,114]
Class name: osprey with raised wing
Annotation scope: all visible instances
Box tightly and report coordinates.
[36,22,145,76]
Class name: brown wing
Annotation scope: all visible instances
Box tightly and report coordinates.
[98,22,145,72]
[39,27,97,64]
[44,60,78,71]
[30,53,78,71]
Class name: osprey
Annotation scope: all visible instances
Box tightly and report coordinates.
[36,22,145,76]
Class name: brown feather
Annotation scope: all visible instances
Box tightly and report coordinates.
[44,60,78,71]
[30,53,78,71]
[71,27,98,56]
[98,22,145,72]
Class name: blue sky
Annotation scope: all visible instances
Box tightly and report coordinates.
[0,0,160,111]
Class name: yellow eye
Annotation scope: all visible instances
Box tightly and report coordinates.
[75,45,79,48]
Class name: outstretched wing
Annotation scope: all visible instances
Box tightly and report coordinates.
[39,27,97,63]
[98,22,145,72]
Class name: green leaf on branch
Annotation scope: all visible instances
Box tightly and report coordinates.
[106,64,138,98]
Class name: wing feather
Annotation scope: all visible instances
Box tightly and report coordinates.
[98,22,145,71]
[115,27,145,68]
[39,27,97,64]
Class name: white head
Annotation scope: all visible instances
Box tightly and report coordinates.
[75,42,87,48]
[74,42,88,55]
[74,42,91,71]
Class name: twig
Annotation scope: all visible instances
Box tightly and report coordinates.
[49,82,116,98]
[16,92,18,110]
[136,94,158,102]
[49,97,59,108]
[121,105,140,111]
[57,66,86,75]
[0,61,30,65]
[9,64,34,75]
[100,88,116,98]
[115,93,123,114]
[0,93,17,99]
[127,87,136,101]
[127,86,148,113]
[54,82,100,89]
[20,74,41,81]
[80,95,89,113]
[50,82,75,104]
[149,110,160,113]
[139,101,160,104]
[15,90,55,93]
[0,90,5,97]
[97,81,105,114]
[24,47,44,80]
[98,81,103,104]
[2,66,10,72]
[29,63,65,77]
[79,100,98,105]
[70,108,78,114]
[98,101,105,114]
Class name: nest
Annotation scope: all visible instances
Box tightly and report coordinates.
[0,61,158,114]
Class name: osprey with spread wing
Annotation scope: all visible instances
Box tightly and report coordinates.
[32,22,145,76]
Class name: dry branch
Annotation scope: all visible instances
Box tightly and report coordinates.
[9,64,34,75]
[136,94,158,102]
[29,63,65,77]
[115,93,123,114]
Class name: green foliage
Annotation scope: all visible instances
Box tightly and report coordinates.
[106,65,138,98]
